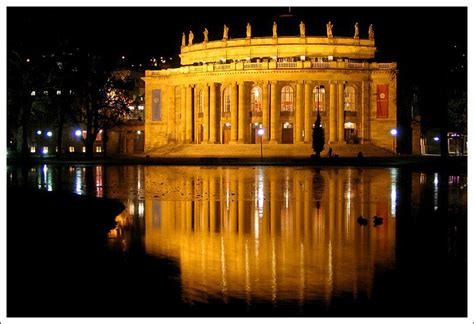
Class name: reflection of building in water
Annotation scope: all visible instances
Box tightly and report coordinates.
[143,167,396,305]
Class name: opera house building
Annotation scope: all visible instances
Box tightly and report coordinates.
[143,21,397,155]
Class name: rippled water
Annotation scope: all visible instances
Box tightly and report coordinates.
[7,165,467,316]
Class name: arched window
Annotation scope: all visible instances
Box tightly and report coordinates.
[312,86,326,111]
[250,86,262,113]
[223,87,231,113]
[281,86,294,112]
[344,86,356,111]
[198,89,204,114]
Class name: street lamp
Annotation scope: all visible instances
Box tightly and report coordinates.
[390,128,398,155]
[257,128,264,161]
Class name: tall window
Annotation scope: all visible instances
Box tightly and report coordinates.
[174,87,181,114]
[280,86,294,112]
[344,86,356,111]
[198,89,204,114]
[312,86,326,111]
[250,86,262,113]
[223,87,231,113]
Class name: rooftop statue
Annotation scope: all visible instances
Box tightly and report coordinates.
[188,30,194,46]
[203,28,209,43]
[223,24,229,40]
[246,23,251,38]
[273,21,277,37]
[326,21,333,38]
[299,21,306,37]
[181,32,186,47]
[368,24,375,40]
[354,22,359,39]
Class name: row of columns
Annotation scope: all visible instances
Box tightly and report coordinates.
[178,80,351,144]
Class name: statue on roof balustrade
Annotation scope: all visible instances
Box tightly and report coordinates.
[181,32,186,47]
[203,28,209,43]
[368,24,375,40]
[299,21,306,37]
[273,21,277,37]
[223,24,229,40]
[326,21,333,38]
[246,23,251,38]
[188,30,194,46]
[354,22,359,39]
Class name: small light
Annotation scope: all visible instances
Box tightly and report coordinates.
[26,58,30,63]
[46,131,53,137]
[225,122,231,127]
[42,147,48,154]
[257,128,264,136]
[328,55,334,61]
[99,129,103,133]
[138,105,144,110]
[433,136,440,142]
[56,90,61,95]
[122,56,125,60]
[390,129,397,136]
[31,91,36,96]
[137,130,142,135]
[36,130,42,135]
[75,130,82,137]
[129,105,135,110]
[300,55,305,61]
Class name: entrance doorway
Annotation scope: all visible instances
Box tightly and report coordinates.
[222,124,231,144]
[281,122,293,144]
[344,122,357,143]
[250,123,262,144]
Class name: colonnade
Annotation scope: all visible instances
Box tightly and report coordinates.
[175,80,362,144]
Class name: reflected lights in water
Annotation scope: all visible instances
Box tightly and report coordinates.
[143,167,396,306]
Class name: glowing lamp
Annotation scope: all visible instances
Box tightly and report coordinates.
[75,130,82,137]
[390,129,398,136]
[46,131,53,137]
[257,128,264,136]
[36,130,42,135]
[433,136,440,142]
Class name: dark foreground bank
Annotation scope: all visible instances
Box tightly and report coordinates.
[7,187,180,316]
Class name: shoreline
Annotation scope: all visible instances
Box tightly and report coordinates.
[7,155,468,171]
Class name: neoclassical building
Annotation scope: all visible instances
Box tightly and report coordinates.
[143,22,397,153]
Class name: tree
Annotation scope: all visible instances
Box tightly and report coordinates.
[72,52,132,158]
[312,110,325,158]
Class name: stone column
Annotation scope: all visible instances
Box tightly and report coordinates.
[238,81,246,143]
[329,82,337,143]
[209,83,217,144]
[304,82,312,143]
[337,82,345,143]
[269,81,278,144]
[262,82,269,142]
[295,81,304,143]
[203,84,209,143]
[230,82,238,143]
[180,86,186,142]
[186,85,193,143]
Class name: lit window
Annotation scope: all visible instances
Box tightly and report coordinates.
[223,87,231,113]
[44,91,48,95]
[198,89,204,114]
[312,86,326,111]
[69,146,75,153]
[280,86,294,112]
[30,146,36,153]
[344,86,356,111]
[96,146,102,153]
[56,90,61,95]
[31,91,36,96]
[138,105,144,110]
[250,86,262,113]
[82,147,86,153]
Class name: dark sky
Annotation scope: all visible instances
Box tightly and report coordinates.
[7,6,467,133]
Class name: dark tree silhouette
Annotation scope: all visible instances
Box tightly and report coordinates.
[312,110,325,158]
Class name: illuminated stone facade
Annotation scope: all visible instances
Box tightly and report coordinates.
[143,23,397,154]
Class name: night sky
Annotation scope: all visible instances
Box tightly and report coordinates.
[7,6,467,140]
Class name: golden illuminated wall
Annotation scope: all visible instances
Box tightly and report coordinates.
[143,167,397,304]
[143,34,397,153]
